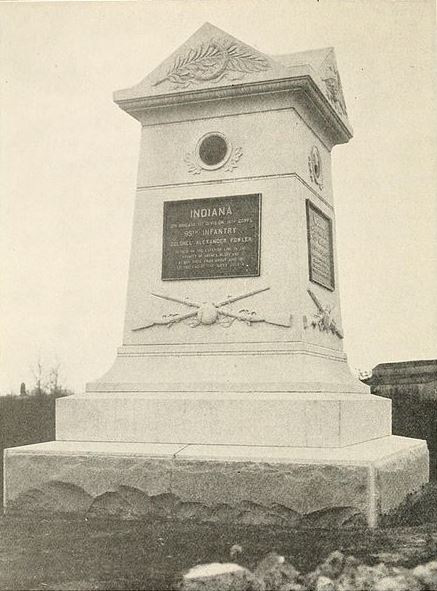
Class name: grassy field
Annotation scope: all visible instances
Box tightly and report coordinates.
[0,514,436,591]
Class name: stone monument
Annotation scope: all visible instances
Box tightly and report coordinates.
[4,24,429,526]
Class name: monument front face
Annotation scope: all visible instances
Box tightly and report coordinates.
[89,24,367,394]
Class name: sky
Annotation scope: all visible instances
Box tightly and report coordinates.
[0,0,436,394]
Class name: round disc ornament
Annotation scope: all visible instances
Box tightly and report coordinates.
[197,132,231,169]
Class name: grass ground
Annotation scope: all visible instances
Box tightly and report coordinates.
[0,514,436,591]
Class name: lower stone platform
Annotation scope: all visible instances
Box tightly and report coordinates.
[3,436,428,527]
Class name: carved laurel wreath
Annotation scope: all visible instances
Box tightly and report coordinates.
[308,146,323,190]
[153,39,270,88]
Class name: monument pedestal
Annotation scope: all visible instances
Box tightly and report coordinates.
[3,23,429,525]
[54,392,391,448]
[86,343,369,394]
[4,437,428,527]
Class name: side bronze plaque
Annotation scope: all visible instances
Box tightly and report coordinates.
[162,194,261,280]
[306,200,335,290]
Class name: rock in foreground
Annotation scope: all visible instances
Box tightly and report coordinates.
[177,562,263,591]
[176,550,437,591]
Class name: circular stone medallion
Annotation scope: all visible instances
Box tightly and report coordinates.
[197,132,231,170]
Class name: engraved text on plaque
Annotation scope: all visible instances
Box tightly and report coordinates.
[162,194,261,280]
[306,200,335,290]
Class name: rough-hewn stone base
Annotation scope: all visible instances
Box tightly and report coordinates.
[3,436,428,527]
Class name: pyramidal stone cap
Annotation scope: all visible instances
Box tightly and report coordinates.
[113,22,353,143]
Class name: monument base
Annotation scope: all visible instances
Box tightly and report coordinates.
[3,436,428,527]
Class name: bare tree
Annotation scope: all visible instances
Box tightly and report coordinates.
[46,362,61,395]
[28,357,72,397]
[30,356,45,396]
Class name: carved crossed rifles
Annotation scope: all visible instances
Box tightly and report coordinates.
[133,287,291,331]
[306,289,344,339]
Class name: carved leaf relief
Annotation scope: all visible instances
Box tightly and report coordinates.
[224,146,243,172]
[153,39,270,89]
[320,61,348,118]
[183,152,202,175]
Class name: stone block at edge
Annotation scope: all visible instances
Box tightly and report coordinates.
[374,440,430,515]
[171,436,428,526]
[3,437,428,526]
[3,441,179,518]
[170,457,370,525]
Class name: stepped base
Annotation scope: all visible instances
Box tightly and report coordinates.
[88,344,369,395]
[3,436,428,527]
[55,392,391,448]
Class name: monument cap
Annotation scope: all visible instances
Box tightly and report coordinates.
[113,22,352,143]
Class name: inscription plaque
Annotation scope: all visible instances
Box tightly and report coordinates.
[306,200,335,290]
[162,194,261,280]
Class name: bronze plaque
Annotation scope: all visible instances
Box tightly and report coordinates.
[162,194,261,280]
[306,200,335,290]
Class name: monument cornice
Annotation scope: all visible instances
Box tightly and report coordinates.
[114,75,353,145]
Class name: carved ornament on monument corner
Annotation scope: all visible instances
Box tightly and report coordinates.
[321,63,347,118]
[303,288,344,339]
[308,146,323,190]
[133,287,292,330]
[152,38,270,89]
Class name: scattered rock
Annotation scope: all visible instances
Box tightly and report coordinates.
[254,552,285,574]
[319,551,346,579]
[356,564,391,590]
[373,573,425,591]
[176,551,437,591]
[372,564,391,578]
[343,555,361,571]
[254,552,299,590]
[177,562,263,591]
[279,584,306,591]
[412,560,437,589]
[336,557,392,591]
[230,544,243,560]
[370,549,432,567]
[315,575,336,591]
